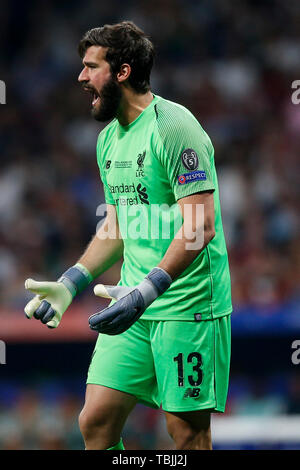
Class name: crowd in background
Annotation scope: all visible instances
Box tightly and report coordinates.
[1,0,299,311]
[1,0,300,449]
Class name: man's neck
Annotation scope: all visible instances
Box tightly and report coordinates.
[116,89,154,127]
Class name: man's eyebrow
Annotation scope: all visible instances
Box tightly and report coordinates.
[82,60,98,67]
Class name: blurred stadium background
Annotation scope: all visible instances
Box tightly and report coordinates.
[1,0,300,450]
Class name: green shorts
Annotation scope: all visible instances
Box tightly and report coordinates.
[87,314,231,412]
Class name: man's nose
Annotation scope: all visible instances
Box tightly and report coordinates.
[78,68,88,83]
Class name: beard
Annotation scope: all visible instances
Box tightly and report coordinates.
[91,75,122,122]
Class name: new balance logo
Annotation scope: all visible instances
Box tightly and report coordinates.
[183,388,200,398]
[137,183,149,205]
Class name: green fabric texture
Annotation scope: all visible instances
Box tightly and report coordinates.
[87,316,231,412]
[106,438,125,450]
[96,94,232,320]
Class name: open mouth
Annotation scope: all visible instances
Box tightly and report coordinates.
[83,86,100,107]
[92,93,100,107]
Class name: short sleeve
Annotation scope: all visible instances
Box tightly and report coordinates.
[96,133,115,205]
[155,101,215,201]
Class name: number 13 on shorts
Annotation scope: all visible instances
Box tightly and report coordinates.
[173,352,203,388]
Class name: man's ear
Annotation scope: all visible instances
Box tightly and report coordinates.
[116,63,131,83]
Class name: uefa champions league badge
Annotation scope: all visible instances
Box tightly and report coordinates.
[181,148,199,171]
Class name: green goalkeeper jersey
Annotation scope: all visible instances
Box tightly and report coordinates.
[96,94,232,321]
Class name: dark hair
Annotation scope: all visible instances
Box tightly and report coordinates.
[78,21,154,94]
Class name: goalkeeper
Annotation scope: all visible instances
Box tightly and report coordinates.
[24,21,232,450]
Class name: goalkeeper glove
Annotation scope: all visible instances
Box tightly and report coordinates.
[24,263,93,328]
[89,267,172,335]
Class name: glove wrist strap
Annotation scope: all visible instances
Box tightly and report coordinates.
[58,263,93,298]
[138,267,172,307]
[146,267,172,296]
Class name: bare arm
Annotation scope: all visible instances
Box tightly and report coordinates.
[77,204,123,278]
[158,191,215,280]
